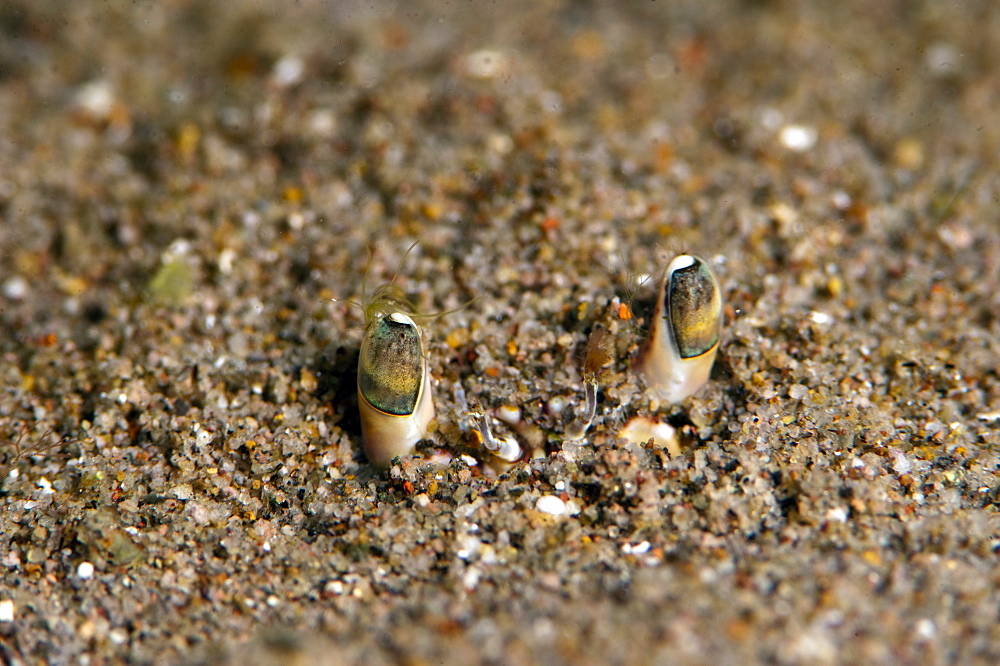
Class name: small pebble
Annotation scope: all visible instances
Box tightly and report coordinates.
[618,417,679,456]
[546,395,568,416]
[914,618,936,641]
[622,541,651,555]
[496,405,521,426]
[74,80,115,120]
[2,276,28,300]
[779,124,817,151]
[463,49,511,79]
[788,384,809,400]
[825,507,848,524]
[271,55,305,87]
[77,562,95,579]
[0,600,13,622]
[809,311,833,325]
[535,495,566,516]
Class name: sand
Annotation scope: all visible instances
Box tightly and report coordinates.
[0,1,998,663]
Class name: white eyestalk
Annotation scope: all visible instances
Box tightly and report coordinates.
[466,396,522,462]
[565,327,614,441]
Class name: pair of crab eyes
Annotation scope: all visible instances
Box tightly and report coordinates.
[357,256,724,413]
[354,254,723,466]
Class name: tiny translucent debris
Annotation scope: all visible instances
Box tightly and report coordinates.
[831,190,852,210]
[779,124,817,152]
[271,55,305,87]
[535,494,567,516]
[463,49,511,79]
[218,248,236,275]
[0,600,13,622]
[914,618,936,641]
[809,311,833,325]
[891,449,912,475]
[788,384,809,401]
[480,545,499,566]
[462,566,481,591]
[2,276,28,300]
[77,561,95,579]
[109,628,128,645]
[825,507,848,524]
[195,427,213,447]
[925,42,960,76]
[456,535,482,561]
[758,106,783,131]
[937,222,974,251]
[171,484,193,501]
[307,109,338,139]
[622,541,651,555]
[546,395,568,416]
[74,80,115,119]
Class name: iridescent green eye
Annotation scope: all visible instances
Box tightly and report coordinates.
[355,310,435,468]
[634,254,723,404]
[666,257,722,359]
[358,313,424,416]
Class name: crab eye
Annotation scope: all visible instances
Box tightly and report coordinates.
[634,254,722,404]
[357,311,435,467]
[359,313,424,416]
[666,256,722,360]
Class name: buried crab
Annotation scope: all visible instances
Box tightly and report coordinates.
[336,249,723,468]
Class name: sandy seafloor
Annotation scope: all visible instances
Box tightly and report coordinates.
[0,1,998,664]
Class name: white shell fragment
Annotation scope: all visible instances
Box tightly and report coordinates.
[535,494,567,516]
[779,124,818,152]
[619,416,680,457]
[0,599,13,623]
[77,561,95,579]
